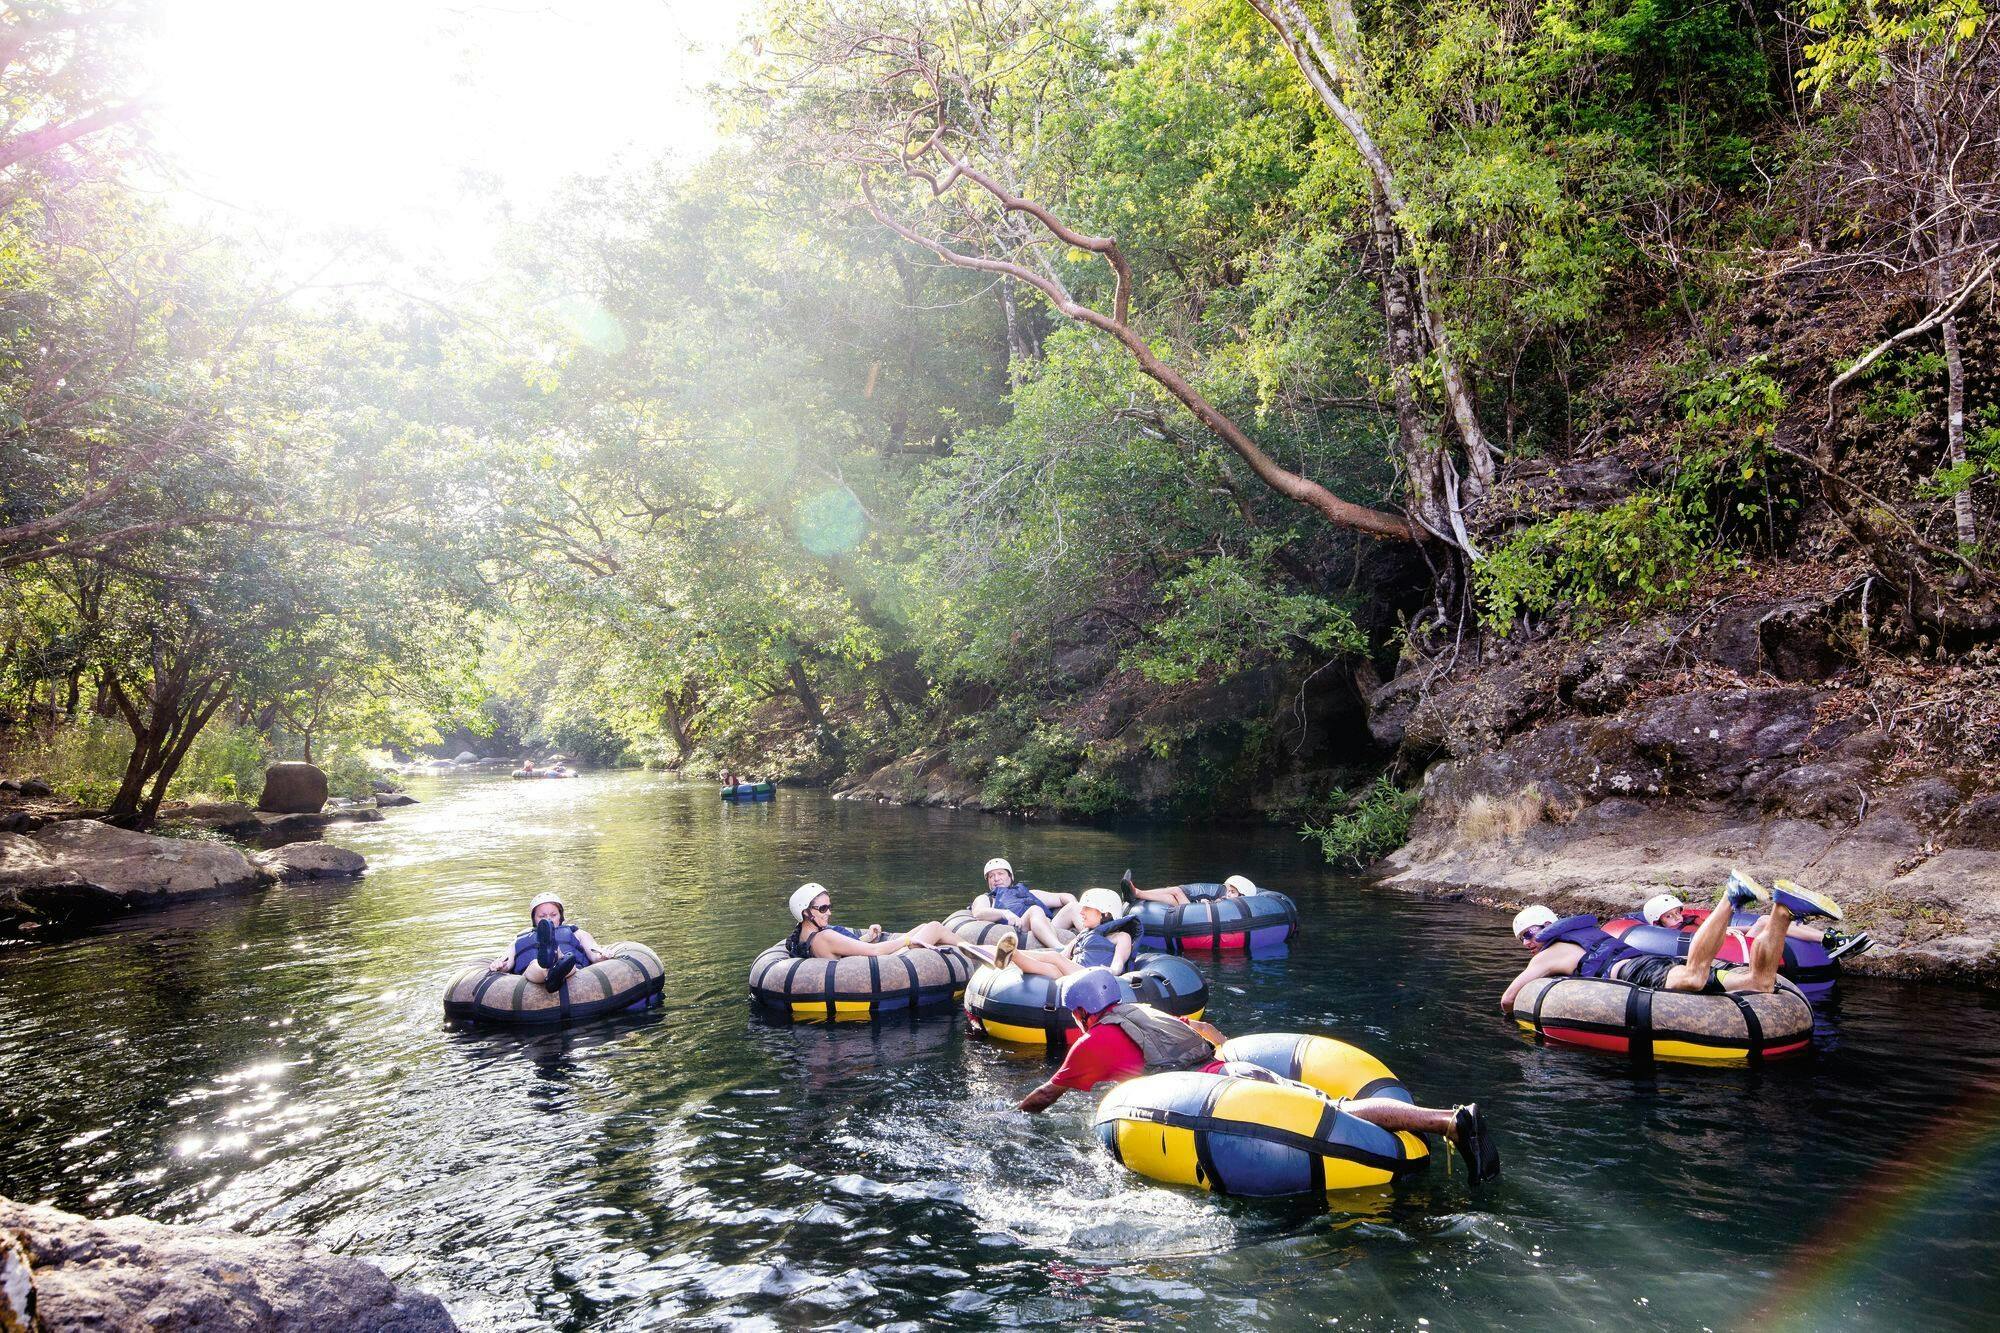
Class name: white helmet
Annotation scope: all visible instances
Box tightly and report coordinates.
[529,892,565,923]
[982,857,1014,878]
[1223,874,1259,897]
[1078,887,1124,918]
[1511,905,1558,938]
[1642,893,1685,926]
[788,882,829,921]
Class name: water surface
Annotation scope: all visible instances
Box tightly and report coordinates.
[4,773,1998,1329]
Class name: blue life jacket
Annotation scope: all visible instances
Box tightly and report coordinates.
[1535,914,1643,980]
[986,880,1043,919]
[785,924,860,960]
[511,923,591,974]
[1067,914,1139,969]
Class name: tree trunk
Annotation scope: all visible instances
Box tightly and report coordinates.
[1940,304,1975,548]
[661,683,698,762]
[788,658,827,730]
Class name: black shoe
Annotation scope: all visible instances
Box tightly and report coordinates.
[543,953,577,992]
[1451,1104,1501,1186]
[1825,929,1873,961]
[1121,869,1136,891]
[534,917,557,970]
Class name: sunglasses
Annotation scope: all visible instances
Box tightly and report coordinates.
[809,901,832,915]
[1518,931,1539,944]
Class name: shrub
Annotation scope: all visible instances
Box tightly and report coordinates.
[167,721,271,802]
[1301,774,1421,870]
[1476,493,1722,632]
[9,716,129,805]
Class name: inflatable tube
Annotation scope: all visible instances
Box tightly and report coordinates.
[747,942,972,1022]
[1512,974,1813,1063]
[1605,907,1837,1001]
[963,954,1208,1047]
[1133,885,1298,954]
[443,942,663,1025]
[1093,1039,1431,1197]
[510,768,576,779]
[720,782,776,801]
[944,909,1018,948]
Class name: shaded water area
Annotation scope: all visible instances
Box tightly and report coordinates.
[5,773,2000,1329]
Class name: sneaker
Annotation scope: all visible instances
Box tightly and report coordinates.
[993,935,1018,970]
[1120,869,1137,892]
[534,917,557,970]
[1450,1104,1501,1186]
[1771,878,1843,923]
[542,952,577,992]
[1824,929,1873,960]
[1723,870,1770,910]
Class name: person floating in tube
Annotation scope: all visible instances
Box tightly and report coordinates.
[987,887,1136,978]
[783,882,964,960]
[487,892,609,991]
[1501,871,1845,1014]
[969,857,1082,948]
[1015,967,1500,1184]
[1640,891,1873,960]
[1116,870,1260,907]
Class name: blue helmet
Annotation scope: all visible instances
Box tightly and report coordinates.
[1058,967,1123,1018]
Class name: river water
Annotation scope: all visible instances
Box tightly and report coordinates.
[4,773,2000,1330]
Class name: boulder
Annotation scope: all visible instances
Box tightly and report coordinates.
[1629,687,1824,797]
[452,750,478,764]
[0,1196,456,1332]
[256,763,327,815]
[375,792,418,808]
[17,821,265,923]
[250,812,331,847]
[0,777,52,799]
[253,843,366,881]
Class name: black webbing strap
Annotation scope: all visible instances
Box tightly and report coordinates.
[778,958,807,1008]
[822,960,839,1020]
[557,973,573,1022]
[1729,992,1765,1063]
[1113,1102,1412,1178]
[470,971,505,1008]
[1307,1100,1336,1195]
[897,952,920,1000]
[1192,1076,1228,1193]
[1530,977,1554,1032]
[868,955,881,1001]
[1624,983,1654,1064]
[1165,904,1186,952]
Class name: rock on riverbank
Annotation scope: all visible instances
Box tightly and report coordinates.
[0,1197,456,1332]
[0,821,266,929]
[1371,601,2000,984]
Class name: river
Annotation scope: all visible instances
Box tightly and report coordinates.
[3,772,1999,1329]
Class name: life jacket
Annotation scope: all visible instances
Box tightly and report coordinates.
[511,923,591,974]
[1096,1002,1215,1072]
[785,923,859,960]
[1535,914,1642,980]
[1066,914,1138,969]
[986,880,1043,919]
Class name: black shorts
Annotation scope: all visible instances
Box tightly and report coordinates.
[1614,954,1728,995]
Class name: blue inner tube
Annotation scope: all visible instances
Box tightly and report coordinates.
[720,782,776,800]
[1133,886,1298,955]
[964,953,1208,1046]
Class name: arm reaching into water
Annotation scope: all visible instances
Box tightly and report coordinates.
[1500,950,1566,1014]
[1018,1081,1067,1114]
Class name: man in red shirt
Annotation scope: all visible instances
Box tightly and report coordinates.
[1016,969,1500,1184]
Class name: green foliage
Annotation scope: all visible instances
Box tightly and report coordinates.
[1919,404,2000,506]
[1671,354,1798,548]
[1862,351,1947,423]
[1476,493,1722,632]
[166,722,269,803]
[1798,0,1990,96]
[8,716,128,806]
[1301,775,1422,870]
[978,721,1127,818]
[1125,542,1365,687]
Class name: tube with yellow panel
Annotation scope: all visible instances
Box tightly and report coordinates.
[964,954,1208,1048]
[1093,1034,1431,1198]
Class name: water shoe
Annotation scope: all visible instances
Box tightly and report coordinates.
[1824,929,1872,960]
[1772,878,1843,923]
[534,917,557,970]
[1451,1104,1501,1186]
[1722,870,1770,910]
[542,953,577,991]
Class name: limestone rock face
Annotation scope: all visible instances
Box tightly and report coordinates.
[256,762,329,815]
[253,843,366,881]
[0,1197,457,1332]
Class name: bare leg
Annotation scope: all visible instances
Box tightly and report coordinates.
[1721,903,1790,992]
[1342,1097,1455,1137]
[898,921,960,949]
[1663,894,1741,989]
[1130,885,1192,906]
[1020,906,1067,948]
[521,962,549,983]
[1011,948,1081,980]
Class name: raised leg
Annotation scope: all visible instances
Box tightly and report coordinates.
[1342,1097,1454,1137]
[1020,906,1066,948]
[1011,948,1081,980]
[1721,902,1791,992]
[901,920,960,949]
